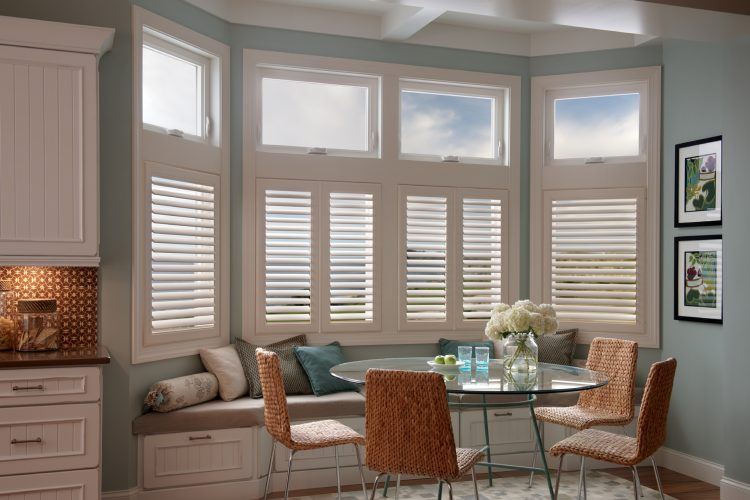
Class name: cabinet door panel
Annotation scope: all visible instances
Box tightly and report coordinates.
[0,45,97,257]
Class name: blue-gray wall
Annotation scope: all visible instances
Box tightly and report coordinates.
[1,0,749,490]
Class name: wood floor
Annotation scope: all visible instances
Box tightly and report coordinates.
[273,467,720,499]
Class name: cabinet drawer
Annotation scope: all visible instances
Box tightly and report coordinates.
[143,428,254,490]
[459,407,535,453]
[0,403,99,476]
[0,468,98,499]
[0,367,100,406]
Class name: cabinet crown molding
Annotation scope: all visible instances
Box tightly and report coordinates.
[0,15,114,56]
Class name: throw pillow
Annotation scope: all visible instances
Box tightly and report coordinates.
[234,335,313,398]
[199,345,249,401]
[438,338,495,358]
[143,372,218,413]
[294,342,358,396]
[537,328,578,365]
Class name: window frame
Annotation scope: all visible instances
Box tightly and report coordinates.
[398,79,506,166]
[243,50,521,346]
[141,29,211,143]
[544,81,648,167]
[254,65,381,158]
[132,6,230,363]
[530,66,661,348]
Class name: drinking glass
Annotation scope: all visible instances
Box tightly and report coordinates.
[475,346,490,370]
[457,345,473,371]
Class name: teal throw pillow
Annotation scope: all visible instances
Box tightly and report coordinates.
[293,342,358,396]
[438,338,495,358]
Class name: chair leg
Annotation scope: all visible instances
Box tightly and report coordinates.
[529,438,538,487]
[471,467,480,500]
[444,480,454,500]
[355,444,368,500]
[395,475,401,500]
[437,480,443,500]
[370,474,384,500]
[622,426,644,497]
[335,446,342,500]
[631,467,640,500]
[284,450,295,500]
[263,439,276,500]
[554,455,564,500]
[651,457,665,500]
[383,475,390,497]
[577,456,587,500]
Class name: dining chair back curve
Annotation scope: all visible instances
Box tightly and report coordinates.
[635,357,678,460]
[256,347,294,448]
[577,337,639,420]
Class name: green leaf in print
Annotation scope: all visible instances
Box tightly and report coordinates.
[686,288,701,306]
[692,195,708,211]
[702,180,716,208]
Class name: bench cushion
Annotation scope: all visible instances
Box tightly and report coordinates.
[133,391,365,435]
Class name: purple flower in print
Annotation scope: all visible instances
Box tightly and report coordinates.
[701,155,716,173]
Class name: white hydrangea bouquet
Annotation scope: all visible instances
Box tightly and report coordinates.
[484,300,558,372]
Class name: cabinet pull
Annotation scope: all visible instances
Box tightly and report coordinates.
[188,434,212,441]
[493,412,513,417]
[12,385,44,391]
[11,438,42,445]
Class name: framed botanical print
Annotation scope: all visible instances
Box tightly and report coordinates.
[675,136,722,227]
[674,235,722,323]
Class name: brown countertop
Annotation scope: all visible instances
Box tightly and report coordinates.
[0,345,110,368]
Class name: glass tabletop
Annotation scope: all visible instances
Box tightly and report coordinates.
[330,357,608,395]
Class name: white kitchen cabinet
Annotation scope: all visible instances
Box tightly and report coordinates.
[0,15,114,266]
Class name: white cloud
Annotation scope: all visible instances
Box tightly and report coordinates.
[554,108,639,159]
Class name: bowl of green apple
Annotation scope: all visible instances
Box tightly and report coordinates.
[428,355,466,372]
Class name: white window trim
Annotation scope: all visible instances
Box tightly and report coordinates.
[254,65,381,158]
[243,49,521,346]
[399,79,507,166]
[530,66,661,348]
[132,6,230,363]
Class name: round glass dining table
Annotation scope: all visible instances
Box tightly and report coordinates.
[330,358,608,499]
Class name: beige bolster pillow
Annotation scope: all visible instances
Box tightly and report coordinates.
[144,372,219,413]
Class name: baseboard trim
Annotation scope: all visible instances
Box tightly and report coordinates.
[101,487,139,500]
[655,447,724,486]
[720,476,750,500]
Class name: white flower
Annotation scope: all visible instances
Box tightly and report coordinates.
[529,312,544,334]
[484,315,506,340]
[538,303,556,318]
[506,307,531,332]
[492,303,511,314]
[513,299,537,312]
[543,316,559,335]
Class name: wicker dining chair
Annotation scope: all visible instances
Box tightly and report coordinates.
[256,348,368,500]
[529,337,639,495]
[364,369,484,500]
[550,358,677,500]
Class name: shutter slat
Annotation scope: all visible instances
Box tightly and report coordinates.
[462,197,502,321]
[406,196,448,322]
[150,176,217,334]
[329,192,374,323]
[264,189,312,324]
[551,198,638,324]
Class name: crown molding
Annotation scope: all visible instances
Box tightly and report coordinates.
[0,15,114,57]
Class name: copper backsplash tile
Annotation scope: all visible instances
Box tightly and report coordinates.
[0,267,98,348]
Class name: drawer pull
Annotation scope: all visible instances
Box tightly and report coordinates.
[11,438,42,445]
[188,434,212,441]
[493,412,513,417]
[12,385,44,392]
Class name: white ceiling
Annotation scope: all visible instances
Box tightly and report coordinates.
[184,0,750,56]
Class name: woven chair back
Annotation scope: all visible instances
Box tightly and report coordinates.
[365,369,459,478]
[578,337,638,419]
[635,358,677,460]
[255,348,294,448]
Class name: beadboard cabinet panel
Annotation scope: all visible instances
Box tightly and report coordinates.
[0,468,98,500]
[0,45,98,262]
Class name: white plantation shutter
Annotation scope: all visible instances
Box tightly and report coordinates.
[404,194,449,322]
[461,196,503,321]
[263,188,314,325]
[149,174,217,334]
[549,197,639,323]
[328,192,374,323]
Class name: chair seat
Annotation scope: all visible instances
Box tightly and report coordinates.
[454,447,485,479]
[535,405,632,430]
[290,419,365,451]
[549,428,639,466]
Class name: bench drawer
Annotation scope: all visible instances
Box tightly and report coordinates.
[143,428,254,490]
[0,468,98,499]
[0,403,100,476]
[0,367,100,407]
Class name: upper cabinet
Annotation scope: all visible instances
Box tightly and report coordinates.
[0,15,114,266]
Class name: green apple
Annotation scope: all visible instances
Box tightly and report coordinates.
[434,355,446,364]
[444,355,457,365]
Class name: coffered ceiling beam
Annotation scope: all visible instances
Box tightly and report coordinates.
[381,5,446,41]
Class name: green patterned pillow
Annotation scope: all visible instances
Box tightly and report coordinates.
[234,335,313,398]
[537,329,577,365]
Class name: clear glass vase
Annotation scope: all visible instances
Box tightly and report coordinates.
[508,333,538,372]
[500,335,517,370]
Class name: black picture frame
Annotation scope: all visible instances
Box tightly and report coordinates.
[674,235,723,324]
[674,135,722,227]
